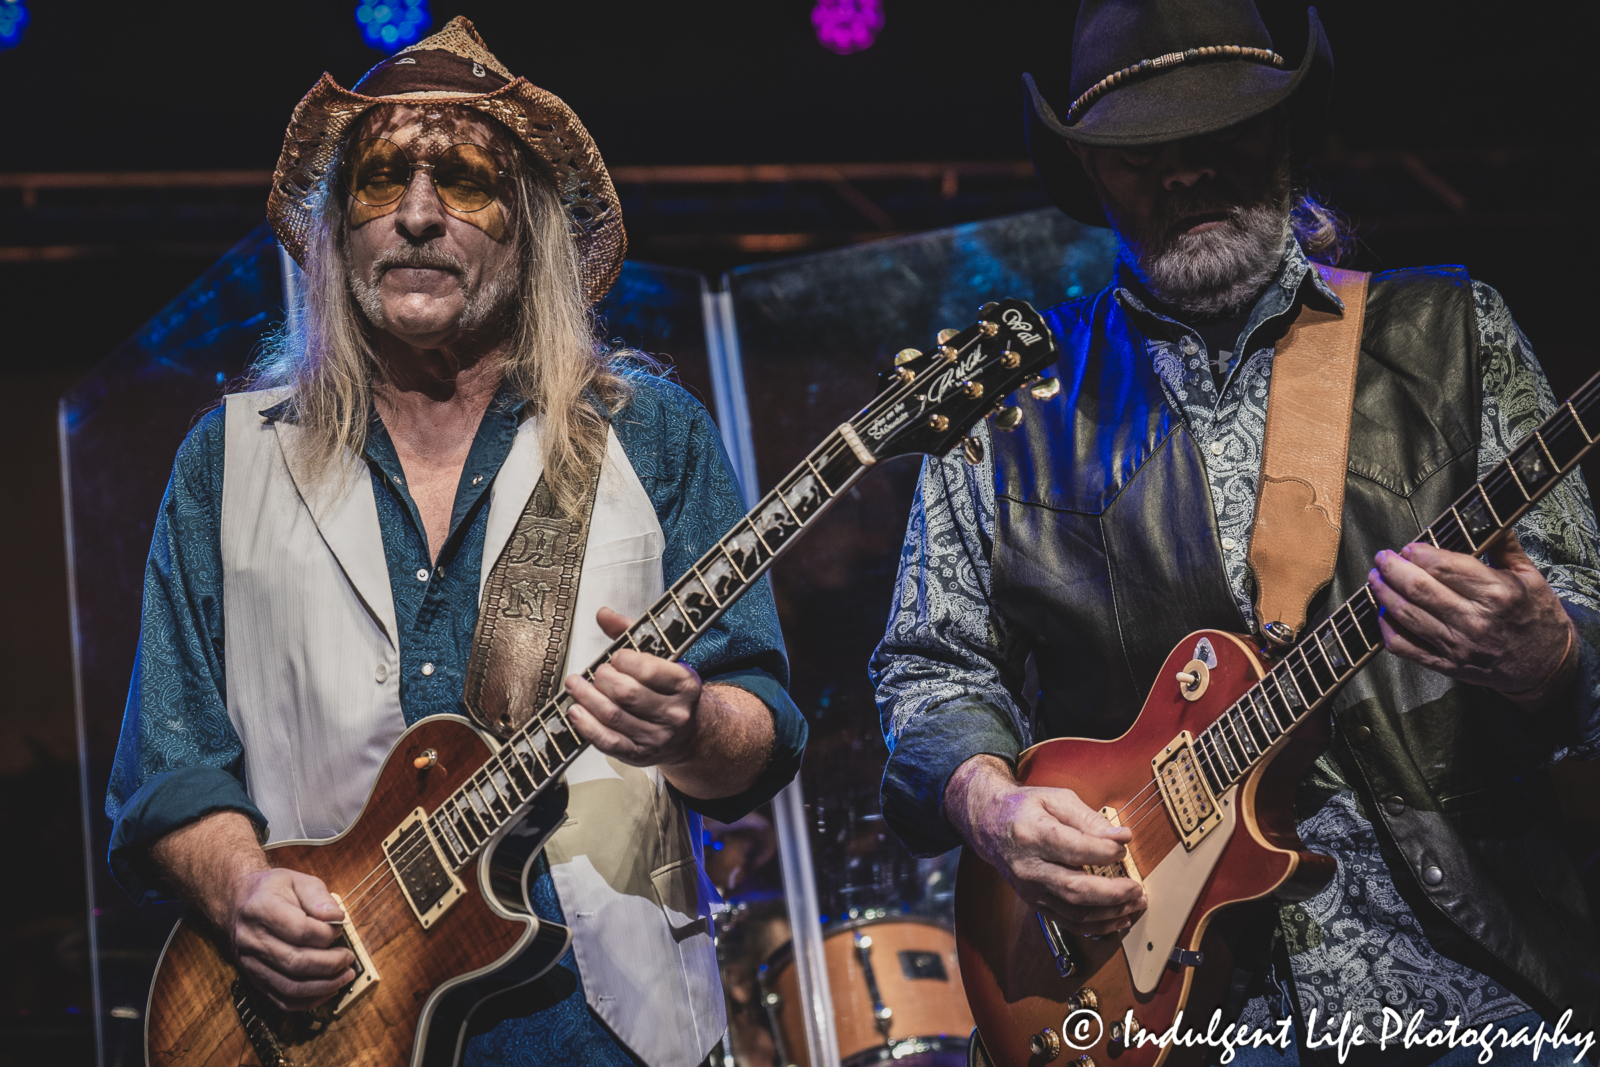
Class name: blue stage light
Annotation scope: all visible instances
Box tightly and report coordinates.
[0,0,30,51]
[355,0,430,54]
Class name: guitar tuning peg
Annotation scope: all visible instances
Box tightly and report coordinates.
[936,328,959,344]
[962,434,985,465]
[978,301,999,315]
[994,406,1024,432]
[1029,377,1061,401]
[894,348,922,366]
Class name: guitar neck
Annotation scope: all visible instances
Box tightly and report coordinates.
[422,425,875,869]
[1192,370,1600,799]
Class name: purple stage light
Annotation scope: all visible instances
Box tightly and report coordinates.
[812,0,884,55]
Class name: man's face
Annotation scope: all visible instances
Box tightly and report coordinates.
[342,104,520,350]
[1074,109,1292,314]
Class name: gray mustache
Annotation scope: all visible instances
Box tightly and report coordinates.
[372,246,465,279]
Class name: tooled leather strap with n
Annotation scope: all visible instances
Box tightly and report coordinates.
[464,461,604,739]
[1247,264,1370,644]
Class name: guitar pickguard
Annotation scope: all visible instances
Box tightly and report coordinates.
[1123,785,1237,995]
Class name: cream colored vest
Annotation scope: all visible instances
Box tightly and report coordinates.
[219,390,725,1066]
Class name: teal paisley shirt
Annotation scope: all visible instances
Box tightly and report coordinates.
[107,372,805,1066]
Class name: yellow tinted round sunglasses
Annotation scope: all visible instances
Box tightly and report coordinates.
[344,137,506,213]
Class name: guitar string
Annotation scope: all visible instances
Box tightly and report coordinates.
[340,401,927,917]
[339,326,1021,918]
[1099,608,1378,869]
[1064,378,1600,880]
[336,428,882,917]
[354,333,1582,912]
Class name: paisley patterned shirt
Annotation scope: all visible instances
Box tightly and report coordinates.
[871,241,1600,1036]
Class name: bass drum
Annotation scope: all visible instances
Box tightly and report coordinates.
[760,917,973,1067]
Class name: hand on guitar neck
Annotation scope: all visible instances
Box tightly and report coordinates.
[1370,529,1579,707]
[944,753,1149,937]
[563,606,776,802]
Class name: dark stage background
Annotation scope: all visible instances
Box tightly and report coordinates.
[1,2,1595,1065]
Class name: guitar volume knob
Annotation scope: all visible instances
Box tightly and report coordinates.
[1029,1027,1063,1061]
[1066,987,1098,1011]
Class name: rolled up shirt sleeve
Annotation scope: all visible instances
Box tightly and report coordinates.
[870,424,1033,856]
[1474,281,1600,758]
[612,374,807,823]
[105,409,266,905]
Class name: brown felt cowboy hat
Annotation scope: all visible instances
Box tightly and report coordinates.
[267,16,625,305]
[1025,0,1334,227]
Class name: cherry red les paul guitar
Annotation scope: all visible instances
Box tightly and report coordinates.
[955,371,1600,1067]
[143,300,1059,1067]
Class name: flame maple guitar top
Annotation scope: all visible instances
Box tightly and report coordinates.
[954,630,1335,1067]
[145,716,546,1067]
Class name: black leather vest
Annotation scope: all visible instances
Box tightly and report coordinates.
[989,265,1599,1023]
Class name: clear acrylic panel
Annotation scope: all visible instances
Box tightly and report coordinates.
[61,223,288,1066]
[721,208,1118,1066]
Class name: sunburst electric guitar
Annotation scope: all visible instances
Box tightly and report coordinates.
[143,300,1060,1067]
[955,371,1600,1067]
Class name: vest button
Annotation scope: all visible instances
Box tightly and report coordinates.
[375,663,389,683]
[1349,725,1372,743]
[1422,865,1444,887]
[1383,796,1406,816]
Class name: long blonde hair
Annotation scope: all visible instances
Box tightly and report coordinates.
[249,134,633,518]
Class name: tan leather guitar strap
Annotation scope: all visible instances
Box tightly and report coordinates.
[1246,264,1369,642]
[464,460,604,739]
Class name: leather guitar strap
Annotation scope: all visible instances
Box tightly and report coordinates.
[464,459,604,739]
[1246,264,1370,643]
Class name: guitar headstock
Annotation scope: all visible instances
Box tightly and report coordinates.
[851,298,1057,463]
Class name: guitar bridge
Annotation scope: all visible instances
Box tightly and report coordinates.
[1153,732,1223,851]
[1084,806,1144,884]
[384,808,467,928]
[326,893,380,1015]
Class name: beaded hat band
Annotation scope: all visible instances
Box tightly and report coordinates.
[1063,45,1285,124]
[1022,2,1333,228]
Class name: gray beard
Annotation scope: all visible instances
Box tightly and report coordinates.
[349,245,518,335]
[1118,195,1292,318]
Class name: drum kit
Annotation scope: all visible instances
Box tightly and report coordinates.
[710,809,974,1067]
[760,911,972,1067]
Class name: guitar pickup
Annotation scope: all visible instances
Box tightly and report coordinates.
[384,808,467,929]
[1153,732,1223,851]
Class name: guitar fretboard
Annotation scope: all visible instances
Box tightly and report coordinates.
[1192,371,1600,798]
[422,419,878,868]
